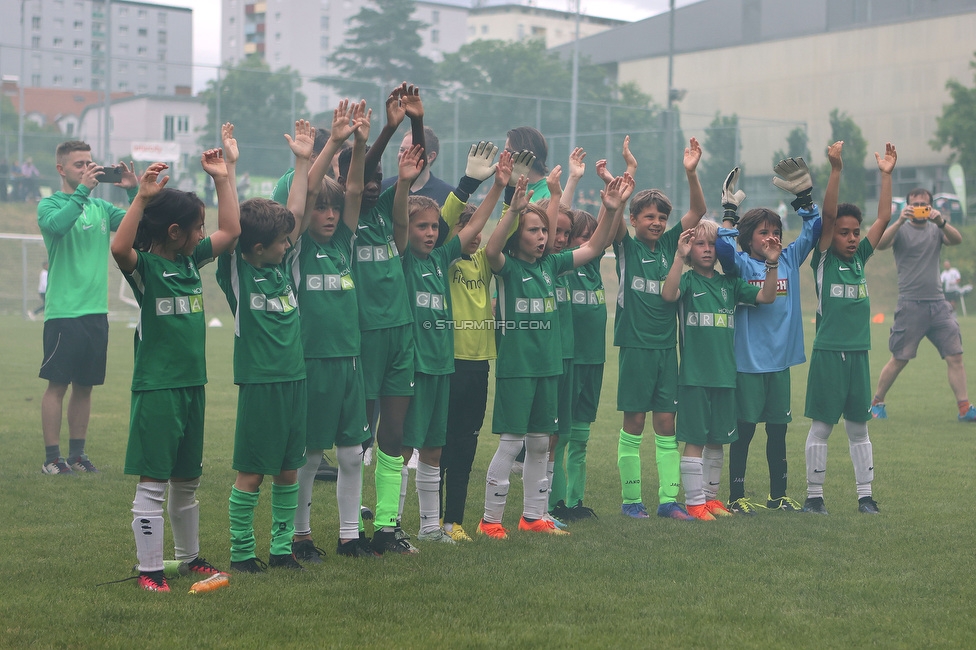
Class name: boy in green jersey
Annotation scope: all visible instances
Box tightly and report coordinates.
[662,220,781,520]
[802,141,898,516]
[216,120,316,572]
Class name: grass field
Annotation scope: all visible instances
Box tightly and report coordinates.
[3,202,976,648]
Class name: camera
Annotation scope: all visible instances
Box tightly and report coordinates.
[96,165,124,184]
[912,205,931,219]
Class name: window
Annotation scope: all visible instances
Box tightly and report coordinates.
[137,64,147,75]
[119,24,128,34]
[138,46,147,55]
[119,43,129,53]
[432,10,439,24]
[320,35,329,49]
[159,49,167,61]
[481,24,488,34]
[118,80,128,91]
[159,12,167,24]
[53,74,63,86]
[177,116,190,133]
[31,74,41,86]
[53,37,64,48]
[164,115,175,141]
[32,16,41,30]
[74,20,83,30]
[73,58,83,68]
[138,28,148,37]
[158,31,167,45]
[431,29,439,44]
[138,9,147,19]
[31,36,41,48]
[119,6,128,16]
[73,77,84,88]
[74,39,84,49]
[320,15,329,29]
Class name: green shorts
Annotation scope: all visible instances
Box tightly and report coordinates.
[125,386,205,480]
[804,349,872,424]
[233,380,307,475]
[675,385,738,446]
[403,372,450,449]
[573,363,605,423]
[616,347,678,414]
[361,324,416,400]
[305,357,370,450]
[492,376,559,435]
[735,369,792,425]
[557,358,574,437]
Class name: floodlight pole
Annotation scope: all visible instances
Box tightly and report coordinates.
[665,0,675,203]
[568,0,581,153]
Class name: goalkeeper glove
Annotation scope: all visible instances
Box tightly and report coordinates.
[722,167,746,224]
[456,141,498,202]
[772,157,813,211]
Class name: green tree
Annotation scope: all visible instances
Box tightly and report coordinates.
[699,112,739,199]
[932,52,976,203]
[828,108,867,210]
[324,0,434,97]
[772,126,811,167]
[198,56,307,177]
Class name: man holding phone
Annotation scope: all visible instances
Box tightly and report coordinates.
[870,187,976,422]
[36,140,137,474]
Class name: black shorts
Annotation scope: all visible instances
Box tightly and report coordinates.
[447,360,490,435]
[39,314,109,386]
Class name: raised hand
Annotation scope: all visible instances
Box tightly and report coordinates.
[546,165,563,197]
[683,137,702,172]
[137,162,170,200]
[284,119,315,160]
[676,228,694,260]
[116,161,138,189]
[399,143,425,183]
[622,135,638,174]
[773,156,814,210]
[329,99,357,143]
[200,148,228,180]
[465,141,499,182]
[385,86,405,129]
[509,150,536,186]
[399,83,424,120]
[510,174,533,214]
[495,149,514,187]
[352,100,372,145]
[618,171,635,203]
[875,142,897,175]
[594,159,614,185]
[761,235,783,263]
[568,147,586,180]
[722,167,746,221]
[827,140,844,170]
[221,123,239,164]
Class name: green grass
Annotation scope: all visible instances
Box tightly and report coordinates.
[3,203,976,647]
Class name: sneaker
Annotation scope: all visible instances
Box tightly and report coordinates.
[656,502,695,520]
[870,402,888,419]
[230,557,268,573]
[621,502,650,519]
[549,499,575,522]
[41,458,75,475]
[686,504,716,520]
[727,497,759,516]
[445,524,473,542]
[801,497,829,515]
[704,499,732,517]
[858,496,880,514]
[569,503,598,520]
[544,513,568,529]
[959,406,976,422]
[766,495,803,512]
[291,539,326,564]
[336,537,381,558]
[137,571,170,592]
[392,526,419,553]
[269,553,305,570]
[476,519,509,540]
[186,557,221,577]
[417,528,457,544]
[518,516,570,535]
[371,529,420,555]
[360,505,374,521]
[67,454,99,473]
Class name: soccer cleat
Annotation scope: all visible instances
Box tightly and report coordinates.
[476,520,509,540]
[801,497,829,515]
[392,526,419,553]
[570,503,598,520]
[371,530,420,555]
[186,557,221,576]
[621,502,650,519]
[858,496,880,514]
[727,497,759,516]
[544,513,568,529]
[766,495,803,512]
[445,524,473,542]
[41,458,75,475]
[417,528,457,544]
[549,499,575,522]
[959,406,976,422]
[656,502,695,520]
[137,571,170,592]
[269,553,305,570]
[336,537,381,558]
[229,557,268,573]
[518,516,570,535]
[67,454,99,473]
[704,499,732,517]
[360,505,374,521]
[291,539,326,564]
[686,504,716,521]
[870,403,888,419]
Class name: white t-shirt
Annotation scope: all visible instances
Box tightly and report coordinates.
[941,267,961,293]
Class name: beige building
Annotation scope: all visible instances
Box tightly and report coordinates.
[467,3,623,48]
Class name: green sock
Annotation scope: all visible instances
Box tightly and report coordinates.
[567,422,590,506]
[548,435,569,510]
[655,433,681,504]
[270,482,299,557]
[618,429,643,504]
[374,449,404,530]
[229,486,260,563]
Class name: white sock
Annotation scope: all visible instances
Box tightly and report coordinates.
[294,450,322,537]
[845,420,874,498]
[167,477,200,561]
[416,460,441,534]
[398,463,410,524]
[680,456,705,506]
[484,434,522,523]
[336,445,363,541]
[805,420,832,498]
[702,446,724,501]
[132,482,166,572]
[522,433,549,520]
[546,459,555,500]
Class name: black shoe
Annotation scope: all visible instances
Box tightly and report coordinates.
[570,502,598,520]
[857,496,880,514]
[269,553,305,570]
[549,499,576,522]
[186,556,222,577]
[370,530,419,555]
[230,557,268,573]
[801,497,829,515]
[337,537,381,558]
[360,505,374,521]
[292,539,326,564]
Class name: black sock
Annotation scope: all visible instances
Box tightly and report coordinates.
[765,423,788,498]
[45,445,61,464]
[728,421,756,501]
[68,438,85,461]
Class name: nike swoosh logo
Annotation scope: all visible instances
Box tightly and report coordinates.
[522,277,532,282]
[316,252,328,258]
[422,272,433,277]
[409,381,415,388]
[694,292,706,297]
[82,224,94,230]
[162,271,179,278]
[673,400,678,405]
[357,225,369,230]
[786,410,792,416]
[254,278,268,283]
[727,430,735,437]
[813,469,825,473]
[838,266,850,271]
[577,271,587,277]
[641,258,654,264]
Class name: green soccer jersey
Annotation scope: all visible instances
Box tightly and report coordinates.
[613,224,682,350]
[811,238,874,352]
[527,177,551,203]
[292,221,359,359]
[352,186,412,331]
[555,271,574,360]
[403,236,462,375]
[124,239,214,391]
[569,253,607,365]
[37,186,129,320]
[677,270,760,388]
[270,168,295,205]
[216,245,305,385]
[494,251,574,379]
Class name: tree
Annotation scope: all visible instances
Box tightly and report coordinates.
[772,126,811,168]
[699,112,739,200]
[828,109,867,210]
[324,0,434,97]
[198,56,307,177]
[932,52,976,203]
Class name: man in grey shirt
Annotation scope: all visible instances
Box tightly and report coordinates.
[870,187,975,421]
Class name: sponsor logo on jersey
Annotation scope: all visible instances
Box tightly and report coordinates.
[514,297,556,314]
[249,290,297,313]
[452,267,485,290]
[829,283,868,300]
[156,294,204,316]
[572,289,606,305]
[555,286,569,303]
[748,278,789,296]
[685,311,734,328]
[355,242,398,262]
[630,277,661,294]
[415,291,446,310]
[306,273,354,291]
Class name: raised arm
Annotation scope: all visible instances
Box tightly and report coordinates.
[110,162,169,273]
[456,150,512,250]
[398,82,427,167]
[220,122,239,216]
[394,143,425,254]
[679,137,706,230]
[574,173,634,267]
[866,142,898,249]
[544,165,563,255]
[560,147,585,209]
[622,134,638,179]
[817,141,844,252]
[662,228,692,302]
[445,141,500,230]
[341,101,371,232]
[201,148,241,257]
[487,175,530,273]
[363,85,406,182]
[284,119,315,242]
[306,100,358,214]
